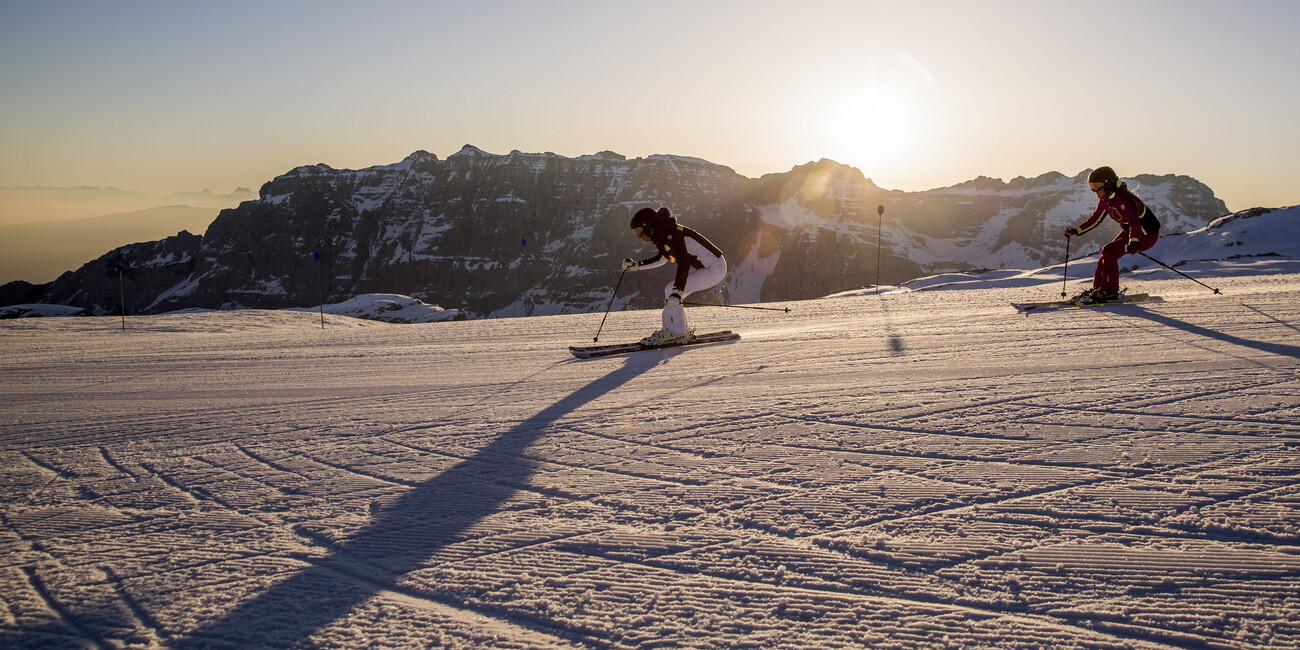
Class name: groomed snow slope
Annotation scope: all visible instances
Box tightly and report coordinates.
[2,268,1298,648]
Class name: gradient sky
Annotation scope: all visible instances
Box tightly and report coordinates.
[2,0,1297,216]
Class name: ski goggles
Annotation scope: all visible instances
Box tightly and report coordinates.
[1089,182,1107,192]
[632,227,652,240]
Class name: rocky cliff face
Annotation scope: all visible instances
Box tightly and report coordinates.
[169,147,762,317]
[1,231,201,316]
[1,146,1228,317]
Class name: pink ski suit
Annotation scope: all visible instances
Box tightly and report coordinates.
[1072,183,1160,294]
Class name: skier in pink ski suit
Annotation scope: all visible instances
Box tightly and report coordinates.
[1064,166,1160,303]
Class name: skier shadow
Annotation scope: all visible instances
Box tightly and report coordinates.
[1116,308,1300,361]
[174,353,662,649]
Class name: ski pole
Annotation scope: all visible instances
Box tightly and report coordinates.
[592,270,627,342]
[1140,252,1221,294]
[682,301,791,313]
[1060,236,1071,298]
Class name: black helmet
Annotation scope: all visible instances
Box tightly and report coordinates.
[1088,166,1119,191]
[630,206,673,235]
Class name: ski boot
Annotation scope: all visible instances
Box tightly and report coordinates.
[1071,288,1123,305]
[640,328,693,347]
[1068,288,1097,305]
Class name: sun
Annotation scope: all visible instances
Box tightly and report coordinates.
[825,89,915,173]
[816,50,939,178]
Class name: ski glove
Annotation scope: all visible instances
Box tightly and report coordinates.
[1125,240,1141,255]
[666,292,682,308]
[622,257,637,271]
[1063,226,1079,238]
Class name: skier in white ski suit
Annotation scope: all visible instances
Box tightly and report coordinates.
[622,207,727,346]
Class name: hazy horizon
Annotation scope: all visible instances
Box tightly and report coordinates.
[1,145,1289,225]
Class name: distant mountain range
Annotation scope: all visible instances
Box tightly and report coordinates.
[0,146,1233,317]
[0,185,255,225]
[0,206,219,284]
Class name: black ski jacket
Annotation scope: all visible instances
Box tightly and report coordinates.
[637,223,725,293]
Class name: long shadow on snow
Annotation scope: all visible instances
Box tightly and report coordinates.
[1116,307,1300,360]
[174,354,662,648]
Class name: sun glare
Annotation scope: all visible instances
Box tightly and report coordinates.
[816,50,939,180]
[826,89,914,174]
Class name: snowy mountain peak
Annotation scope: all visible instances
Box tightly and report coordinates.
[577,151,628,162]
[400,150,439,165]
[644,153,721,167]
[452,144,490,158]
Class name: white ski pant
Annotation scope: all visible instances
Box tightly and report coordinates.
[663,258,727,335]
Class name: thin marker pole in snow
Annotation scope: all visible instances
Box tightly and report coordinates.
[875,205,885,296]
[592,270,626,342]
[313,252,325,329]
[116,263,126,331]
[1140,252,1222,294]
[522,237,530,317]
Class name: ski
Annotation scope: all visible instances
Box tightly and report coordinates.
[570,331,740,359]
[1012,293,1162,314]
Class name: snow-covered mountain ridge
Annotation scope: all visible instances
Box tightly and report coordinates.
[0,146,1238,318]
[876,205,1300,295]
